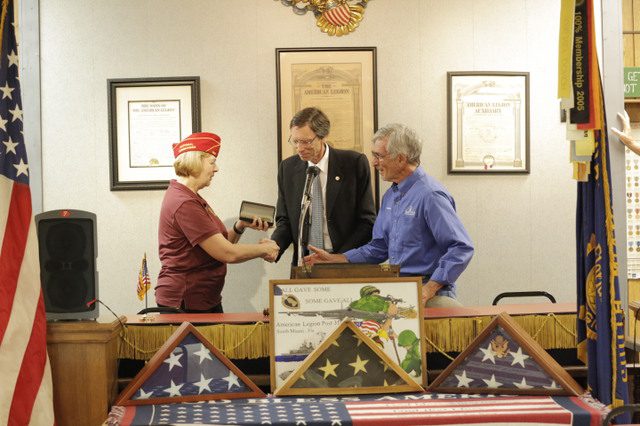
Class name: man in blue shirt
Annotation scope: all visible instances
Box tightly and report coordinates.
[305,123,474,307]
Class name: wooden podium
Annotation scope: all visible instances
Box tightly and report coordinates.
[291,263,400,279]
[46,317,123,426]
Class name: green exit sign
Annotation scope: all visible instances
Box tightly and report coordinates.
[625,67,640,98]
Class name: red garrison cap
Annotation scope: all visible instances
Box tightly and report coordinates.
[172,132,221,158]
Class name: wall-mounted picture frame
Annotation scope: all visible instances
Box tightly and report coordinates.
[276,47,379,205]
[269,277,425,392]
[108,76,201,190]
[447,72,530,174]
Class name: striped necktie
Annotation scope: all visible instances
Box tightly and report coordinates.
[308,166,324,250]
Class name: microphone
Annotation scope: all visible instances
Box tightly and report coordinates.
[302,166,319,203]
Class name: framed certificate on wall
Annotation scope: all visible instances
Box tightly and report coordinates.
[108,76,201,190]
[447,72,530,174]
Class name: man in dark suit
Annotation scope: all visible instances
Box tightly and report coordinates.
[271,107,376,266]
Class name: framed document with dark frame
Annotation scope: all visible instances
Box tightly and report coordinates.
[447,71,530,174]
[276,47,379,206]
[108,76,201,190]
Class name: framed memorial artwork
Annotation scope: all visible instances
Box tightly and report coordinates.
[276,47,379,205]
[447,72,530,174]
[108,76,201,190]
[269,277,425,392]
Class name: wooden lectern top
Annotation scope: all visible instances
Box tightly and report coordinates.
[291,263,400,279]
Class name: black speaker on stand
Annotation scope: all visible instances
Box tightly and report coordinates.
[35,209,99,320]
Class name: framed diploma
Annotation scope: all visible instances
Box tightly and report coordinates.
[276,47,379,204]
[447,72,530,174]
[108,76,201,190]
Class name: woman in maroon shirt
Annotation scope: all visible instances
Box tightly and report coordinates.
[156,132,279,313]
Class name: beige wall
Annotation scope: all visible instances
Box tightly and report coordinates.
[38,0,578,315]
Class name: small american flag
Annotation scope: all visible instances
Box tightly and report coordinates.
[137,252,151,301]
[0,0,55,423]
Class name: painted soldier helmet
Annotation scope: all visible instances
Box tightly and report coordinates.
[360,285,380,297]
[398,329,418,346]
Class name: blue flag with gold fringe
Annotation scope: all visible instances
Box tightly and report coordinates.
[562,0,630,419]
[576,92,629,422]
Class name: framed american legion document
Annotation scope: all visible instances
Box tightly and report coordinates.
[276,47,379,205]
[108,76,201,190]
[269,277,425,391]
[447,72,530,174]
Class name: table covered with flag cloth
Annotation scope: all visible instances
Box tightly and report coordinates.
[107,393,605,425]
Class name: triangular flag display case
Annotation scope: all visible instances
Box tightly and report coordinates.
[428,312,584,396]
[115,322,265,405]
[274,319,424,396]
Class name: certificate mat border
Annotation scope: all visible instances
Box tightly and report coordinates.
[268,277,425,392]
[447,71,530,174]
[275,47,380,208]
[108,76,201,191]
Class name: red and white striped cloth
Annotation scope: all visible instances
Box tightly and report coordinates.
[358,320,381,340]
[0,0,55,424]
[323,3,351,27]
[344,396,602,425]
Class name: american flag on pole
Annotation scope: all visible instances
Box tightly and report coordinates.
[137,253,151,301]
[0,0,55,424]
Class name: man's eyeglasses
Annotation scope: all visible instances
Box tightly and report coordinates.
[288,135,317,146]
[372,151,391,161]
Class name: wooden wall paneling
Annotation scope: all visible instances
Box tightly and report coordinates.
[625,0,634,31]
[625,34,635,66]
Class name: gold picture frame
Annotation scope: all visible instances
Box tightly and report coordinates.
[269,277,425,392]
[276,47,379,205]
[274,319,424,396]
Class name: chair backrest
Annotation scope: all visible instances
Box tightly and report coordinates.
[602,404,640,425]
[492,291,556,305]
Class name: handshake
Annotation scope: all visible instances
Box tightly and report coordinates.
[233,216,280,262]
[259,239,279,263]
[235,216,280,263]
